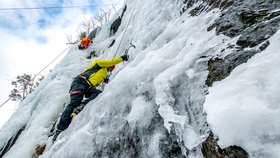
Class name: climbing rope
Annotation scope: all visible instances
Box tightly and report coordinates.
[34,45,71,78]
[0,45,71,108]
[113,0,138,58]
[99,0,138,90]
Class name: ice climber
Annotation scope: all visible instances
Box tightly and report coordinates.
[78,37,92,50]
[52,54,129,141]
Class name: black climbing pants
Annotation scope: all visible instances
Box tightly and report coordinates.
[57,77,102,131]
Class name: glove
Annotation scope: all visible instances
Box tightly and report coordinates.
[121,54,129,61]
[104,78,109,83]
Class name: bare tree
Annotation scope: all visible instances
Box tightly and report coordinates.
[103,10,111,23]
[94,8,112,25]
[65,33,78,45]
[94,9,105,26]
[9,74,44,102]
[112,3,117,14]
[65,4,116,43]
[81,18,96,35]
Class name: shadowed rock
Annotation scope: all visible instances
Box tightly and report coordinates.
[202,132,248,158]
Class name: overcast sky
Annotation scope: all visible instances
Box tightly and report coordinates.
[0,0,124,128]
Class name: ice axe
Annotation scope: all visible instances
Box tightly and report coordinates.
[125,43,136,54]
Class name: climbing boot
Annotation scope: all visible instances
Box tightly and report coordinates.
[52,129,62,142]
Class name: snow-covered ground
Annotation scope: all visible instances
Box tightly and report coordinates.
[0,0,279,158]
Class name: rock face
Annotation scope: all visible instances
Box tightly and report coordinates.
[181,0,234,15]
[207,0,280,48]
[201,132,248,158]
[205,49,260,87]
[181,0,280,157]
[110,5,127,36]
[87,26,101,40]
[206,0,280,85]
[95,119,185,158]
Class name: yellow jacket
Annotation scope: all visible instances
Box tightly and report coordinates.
[80,57,123,87]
